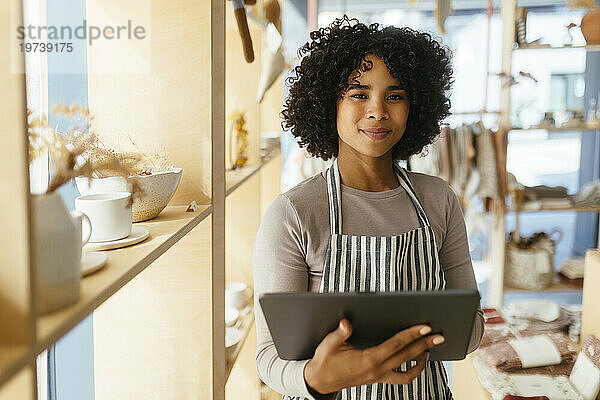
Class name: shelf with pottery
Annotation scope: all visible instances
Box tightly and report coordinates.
[482,0,600,309]
[513,44,600,52]
[509,125,600,132]
[226,145,281,196]
[507,205,600,213]
[225,305,255,381]
[223,147,282,398]
[1,0,285,397]
[91,214,214,399]
[34,204,211,353]
[504,274,583,293]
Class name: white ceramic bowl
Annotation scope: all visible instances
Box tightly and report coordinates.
[75,168,182,222]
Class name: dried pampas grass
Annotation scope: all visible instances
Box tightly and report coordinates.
[566,0,597,9]
[28,104,144,205]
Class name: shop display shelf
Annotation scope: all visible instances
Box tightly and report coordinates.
[225,306,255,382]
[226,145,280,197]
[33,204,212,359]
[509,126,599,132]
[507,205,600,213]
[0,345,32,388]
[513,44,600,52]
[504,275,583,293]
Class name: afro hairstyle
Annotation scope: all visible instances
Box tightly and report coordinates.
[281,15,453,161]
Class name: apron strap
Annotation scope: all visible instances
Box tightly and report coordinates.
[393,163,431,227]
[327,159,343,235]
[326,159,431,235]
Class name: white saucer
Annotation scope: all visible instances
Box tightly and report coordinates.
[84,226,150,251]
[225,327,242,359]
[225,307,240,327]
[81,251,108,276]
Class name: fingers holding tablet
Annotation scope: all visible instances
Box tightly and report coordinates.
[379,332,444,372]
[369,324,433,361]
[366,324,444,380]
[304,320,446,394]
[380,352,429,385]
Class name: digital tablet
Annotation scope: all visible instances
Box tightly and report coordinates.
[259,290,480,361]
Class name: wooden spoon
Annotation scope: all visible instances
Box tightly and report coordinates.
[229,0,254,63]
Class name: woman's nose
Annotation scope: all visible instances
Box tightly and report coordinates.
[366,99,389,120]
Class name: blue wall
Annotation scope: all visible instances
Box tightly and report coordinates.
[47,0,95,398]
[574,50,600,256]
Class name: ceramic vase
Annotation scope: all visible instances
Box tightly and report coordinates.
[581,8,600,45]
[31,191,81,314]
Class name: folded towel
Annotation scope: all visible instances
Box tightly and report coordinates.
[569,335,600,399]
[582,334,600,367]
[478,332,577,375]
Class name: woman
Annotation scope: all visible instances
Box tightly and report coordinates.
[253,15,484,400]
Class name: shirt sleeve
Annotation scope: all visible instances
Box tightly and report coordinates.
[253,194,338,400]
[439,185,485,353]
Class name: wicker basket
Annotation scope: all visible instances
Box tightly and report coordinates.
[505,188,563,290]
[504,241,554,290]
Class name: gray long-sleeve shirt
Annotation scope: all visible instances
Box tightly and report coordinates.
[253,169,484,399]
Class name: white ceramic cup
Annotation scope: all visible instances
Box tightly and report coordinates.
[75,192,132,242]
[225,282,253,309]
[70,210,92,246]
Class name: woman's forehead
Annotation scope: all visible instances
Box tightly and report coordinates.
[346,64,402,87]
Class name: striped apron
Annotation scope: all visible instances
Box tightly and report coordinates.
[284,159,453,400]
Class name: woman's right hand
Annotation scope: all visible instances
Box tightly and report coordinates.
[303,319,445,395]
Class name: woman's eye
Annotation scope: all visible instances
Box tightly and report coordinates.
[388,94,405,101]
[349,93,405,101]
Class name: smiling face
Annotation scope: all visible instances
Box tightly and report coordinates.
[336,54,409,160]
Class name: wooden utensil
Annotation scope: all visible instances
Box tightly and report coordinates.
[229,0,254,63]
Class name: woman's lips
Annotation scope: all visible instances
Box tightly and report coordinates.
[360,129,391,140]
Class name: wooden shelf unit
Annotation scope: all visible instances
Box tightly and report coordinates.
[509,126,600,132]
[453,0,600,396]
[226,308,256,381]
[37,205,211,350]
[0,0,35,392]
[0,0,285,398]
[503,275,583,293]
[484,0,599,308]
[226,146,282,196]
[508,205,600,213]
[513,44,600,52]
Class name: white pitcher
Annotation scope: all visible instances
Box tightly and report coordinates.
[31,191,91,314]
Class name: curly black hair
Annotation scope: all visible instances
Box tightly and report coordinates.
[281,15,453,161]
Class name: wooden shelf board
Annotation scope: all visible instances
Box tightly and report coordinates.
[226,146,280,196]
[508,205,600,213]
[513,44,600,52]
[504,275,583,293]
[0,345,31,388]
[34,204,212,356]
[225,306,255,382]
[509,126,599,132]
